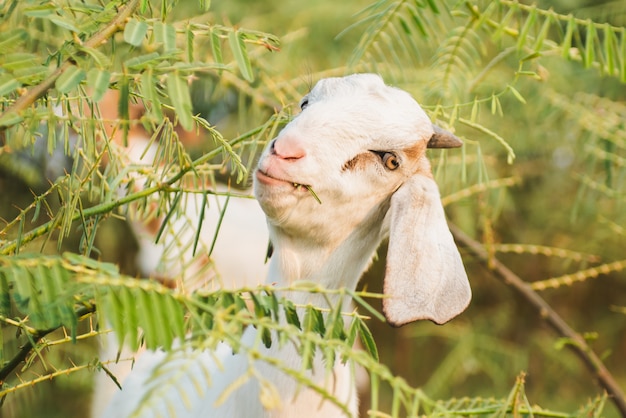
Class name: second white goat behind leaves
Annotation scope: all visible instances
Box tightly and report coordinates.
[102,73,471,418]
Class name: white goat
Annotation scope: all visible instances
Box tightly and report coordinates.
[90,92,269,416]
[101,73,471,417]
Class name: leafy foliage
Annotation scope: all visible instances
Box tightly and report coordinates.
[0,0,625,417]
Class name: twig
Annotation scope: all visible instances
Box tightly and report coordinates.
[0,305,96,385]
[0,0,141,132]
[449,223,626,417]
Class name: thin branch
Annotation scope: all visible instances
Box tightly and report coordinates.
[0,305,95,385]
[449,223,626,417]
[0,0,141,133]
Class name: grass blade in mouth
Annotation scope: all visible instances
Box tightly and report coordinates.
[305,185,322,204]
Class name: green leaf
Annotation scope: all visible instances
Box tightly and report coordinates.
[326,308,345,340]
[120,286,138,350]
[186,25,195,62]
[48,14,80,33]
[621,30,626,83]
[283,299,301,329]
[0,273,9,315]
[210,29,223,64]
[164,293,185,341]
[13,65,49,85]
[604,24,616,76]
[124,18,148,47]
[261,325,272,349]
[55,65,86,93]
[23,4,56,18]
[408,5,428,38]
[167,72,194,131]
[357,317,378,362]
[118,77,130,145]
[86,68,110,102]
[200,0,211,11]
[584,21,596,69]
[508,85,526,104]
[0,110,23,127]
[0,29,28,53]
[150,290,173,349]
[425,0,439,14]
[77,45,112,68]
[140,0,149,14]
[250,291,270,318]
[0,74,20,96]
[107,289,126,347]
[516,6,537,50]
[154,21,177,53]
[228,30,254,82]
[562,15,576,58]
[138,288,158,349]
[303,305,325,337]
[532,14,552,51]
[1,52,40,70]
[140,69,163,121]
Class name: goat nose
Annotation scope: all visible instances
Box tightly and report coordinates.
[271,137,306,160]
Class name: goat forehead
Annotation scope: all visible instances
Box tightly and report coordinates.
[290,98,432,151]
[300,75,433,148]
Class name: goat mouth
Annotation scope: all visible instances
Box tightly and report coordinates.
[255,169,309,190]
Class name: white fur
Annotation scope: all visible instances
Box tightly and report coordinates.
[90,97,269,416]
[100,73,471,418]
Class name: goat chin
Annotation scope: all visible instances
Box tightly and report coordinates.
[98,73,471,418]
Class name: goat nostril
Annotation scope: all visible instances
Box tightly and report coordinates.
[272,138,306,161]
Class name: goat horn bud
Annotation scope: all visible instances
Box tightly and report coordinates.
[427,125,463,149]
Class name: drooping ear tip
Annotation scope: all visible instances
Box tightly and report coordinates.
[382,291,472,327]
[382,306,466,327]
[428,125,464,149]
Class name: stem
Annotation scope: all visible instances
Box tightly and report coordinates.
[0,305,96,384]
[0,0,141,132]
[449,223,626,417]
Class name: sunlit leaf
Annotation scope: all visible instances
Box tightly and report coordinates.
[508,85,526,104]
[48,14,80,33]
[138,288,158,349]
[55,65,86,93]
[167,71,194,131]
[22,4,56,18]
[86,68,110,102]
[124,18,148,47]
[562,15,576,58]
[1,52,40,70]
[228,30,254,82]
[584,21,596,69]
[124,52,162,69]
[77,45,112,68]
[0,74,20,96]
[0,110,23,127]
[0,29,28,53]
[154,21,177,53]
[120,286,139,351]
[210,29,223,64]
[604,24,617,76]
[140,69,163,121]
[516,6,537,50]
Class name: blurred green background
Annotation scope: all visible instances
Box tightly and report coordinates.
[1,0,625,416]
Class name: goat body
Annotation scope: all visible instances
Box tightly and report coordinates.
[102,73,471,417]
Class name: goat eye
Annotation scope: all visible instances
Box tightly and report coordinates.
[382,152,400,170]
[300,98,309,110]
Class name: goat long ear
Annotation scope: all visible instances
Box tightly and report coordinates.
[382,174,471,326]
